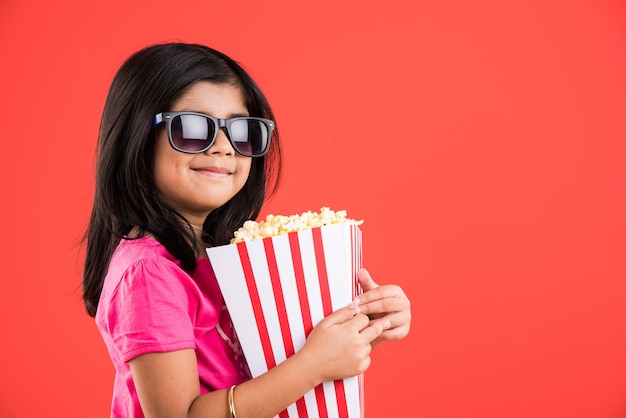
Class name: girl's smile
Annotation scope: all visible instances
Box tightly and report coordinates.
[191,165,233,177]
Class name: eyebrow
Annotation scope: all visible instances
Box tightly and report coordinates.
[228,112,251,118]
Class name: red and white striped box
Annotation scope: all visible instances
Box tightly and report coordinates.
[206,223,364,418]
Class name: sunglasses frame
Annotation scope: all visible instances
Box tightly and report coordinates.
[153,111,274,157]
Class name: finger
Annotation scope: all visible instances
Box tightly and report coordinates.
[380,320,411,341]
[359,318,391,343]
[358,284,406,304]
[343,313,372,332]
[320,302,361,326]
[357,268,379,292]
[380,325,411,341]
[358,295,410,316]
[369,310,411,333]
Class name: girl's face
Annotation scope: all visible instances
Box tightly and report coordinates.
[152,81,252,232]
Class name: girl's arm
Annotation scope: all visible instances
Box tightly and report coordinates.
[129,303,388,418]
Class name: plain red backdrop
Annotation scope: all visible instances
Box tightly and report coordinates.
[1,0,625,417]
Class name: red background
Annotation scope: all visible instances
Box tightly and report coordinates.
[1,0,625,417]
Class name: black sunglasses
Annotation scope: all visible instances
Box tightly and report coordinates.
[153,111,274,157]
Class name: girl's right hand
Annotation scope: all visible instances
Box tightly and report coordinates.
[296,302,390,384]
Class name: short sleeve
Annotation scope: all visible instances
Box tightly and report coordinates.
[103,258,200,363]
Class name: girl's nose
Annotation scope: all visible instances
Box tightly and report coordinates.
[205,128,235,156]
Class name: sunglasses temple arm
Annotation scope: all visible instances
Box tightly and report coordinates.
[153,113,164,127]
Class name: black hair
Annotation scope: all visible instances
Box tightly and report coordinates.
[82,43,282,317]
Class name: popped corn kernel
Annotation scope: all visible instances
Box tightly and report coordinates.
[230,207,364,243]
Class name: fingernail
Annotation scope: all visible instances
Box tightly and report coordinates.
[383,320,391,330]
[346,301,361,314]
[353,297,361,305]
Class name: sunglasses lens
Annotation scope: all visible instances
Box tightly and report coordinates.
[165,113,271,156]
[171,114,215,152]
[230,119,270,156]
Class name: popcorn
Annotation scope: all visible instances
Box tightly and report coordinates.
[231,207,364,243]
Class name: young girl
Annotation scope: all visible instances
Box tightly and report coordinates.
[82,42,411,418]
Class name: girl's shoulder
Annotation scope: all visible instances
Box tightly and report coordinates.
[105,236,183,284]
[101,237,200,305]
[114,235,176,264]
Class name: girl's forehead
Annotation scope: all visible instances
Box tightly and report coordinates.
[177,80,244,100]
[172,81,248,116]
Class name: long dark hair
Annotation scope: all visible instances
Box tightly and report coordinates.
[82,43,282,317]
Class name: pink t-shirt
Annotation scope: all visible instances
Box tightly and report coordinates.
[96,236,250,417]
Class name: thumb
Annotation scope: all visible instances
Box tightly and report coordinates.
[358,268,379,292]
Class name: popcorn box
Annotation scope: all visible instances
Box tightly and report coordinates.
[206,223,364,418]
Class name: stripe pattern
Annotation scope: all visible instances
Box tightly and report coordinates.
[207,223,364,418]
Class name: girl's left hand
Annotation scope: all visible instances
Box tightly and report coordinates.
[356,268,411,348]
